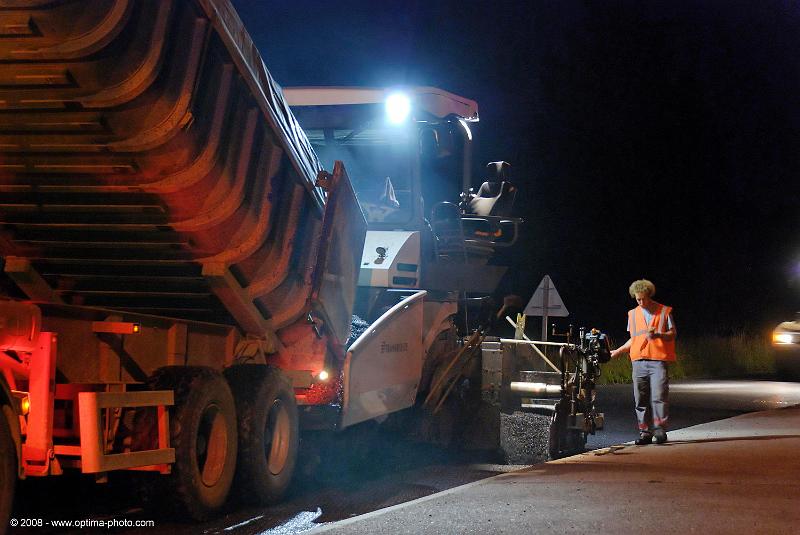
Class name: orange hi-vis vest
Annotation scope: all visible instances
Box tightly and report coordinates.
[628,303,676,362]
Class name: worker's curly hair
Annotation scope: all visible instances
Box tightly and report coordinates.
[629,279,656,298]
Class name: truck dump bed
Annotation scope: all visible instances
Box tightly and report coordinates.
[0,0,360,339]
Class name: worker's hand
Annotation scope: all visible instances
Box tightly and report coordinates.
[610,348,621,359]
[647,328,659,340]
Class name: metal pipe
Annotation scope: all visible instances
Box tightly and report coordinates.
[499,338,572,348]
[509,381,562,396]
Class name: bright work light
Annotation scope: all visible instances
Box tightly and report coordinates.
[385,92,411,124]
[774,333,795,345]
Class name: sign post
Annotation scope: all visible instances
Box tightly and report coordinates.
[524,275,569,343]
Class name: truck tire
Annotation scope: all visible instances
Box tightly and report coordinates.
[150,367,237,521]
[0,407,16,534]
[225,366,298,505]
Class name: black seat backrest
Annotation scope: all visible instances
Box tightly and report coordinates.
[469,181,517,217]
[487,161,510,181]
[467,161,517,217]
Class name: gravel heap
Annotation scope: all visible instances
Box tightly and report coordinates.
[499,411,553,464]
[346,315,370,348]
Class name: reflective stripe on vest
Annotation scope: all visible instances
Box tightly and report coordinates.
[629,303,676,362]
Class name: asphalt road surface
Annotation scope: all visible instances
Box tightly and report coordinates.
[9,379,800,535]
[589,379,800,450]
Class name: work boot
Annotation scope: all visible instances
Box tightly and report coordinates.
[654,428,668,444]
[635,433,652,445]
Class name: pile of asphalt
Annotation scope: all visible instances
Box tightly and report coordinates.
[347,316,370,347]
[500,411,552,464]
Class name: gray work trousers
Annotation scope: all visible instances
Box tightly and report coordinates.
[632,359,669,433]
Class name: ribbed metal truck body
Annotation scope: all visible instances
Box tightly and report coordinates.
[0,0,365,381]
[0,0,366,521]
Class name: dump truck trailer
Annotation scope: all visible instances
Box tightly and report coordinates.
[0,0,367,523]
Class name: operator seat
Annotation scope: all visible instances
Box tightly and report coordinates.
[460,161,521,254]
[467,161,517,217]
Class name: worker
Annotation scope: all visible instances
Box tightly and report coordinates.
[610,279,676,445]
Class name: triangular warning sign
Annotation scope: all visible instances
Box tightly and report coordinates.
[524,275,569,317]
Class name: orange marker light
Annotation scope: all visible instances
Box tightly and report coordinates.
[92,321,142,334]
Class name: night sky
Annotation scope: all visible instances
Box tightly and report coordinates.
[231,0,800,340]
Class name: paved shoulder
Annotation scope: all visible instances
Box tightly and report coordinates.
[312,406,800,535]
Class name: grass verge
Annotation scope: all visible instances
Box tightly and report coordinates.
[598,332,774,384]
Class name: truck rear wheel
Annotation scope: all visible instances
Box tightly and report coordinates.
[0,407,16,532]
[151,367,237,520]
[225,366,298,505]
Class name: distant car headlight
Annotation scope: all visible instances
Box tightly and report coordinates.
[773,332,797,345]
